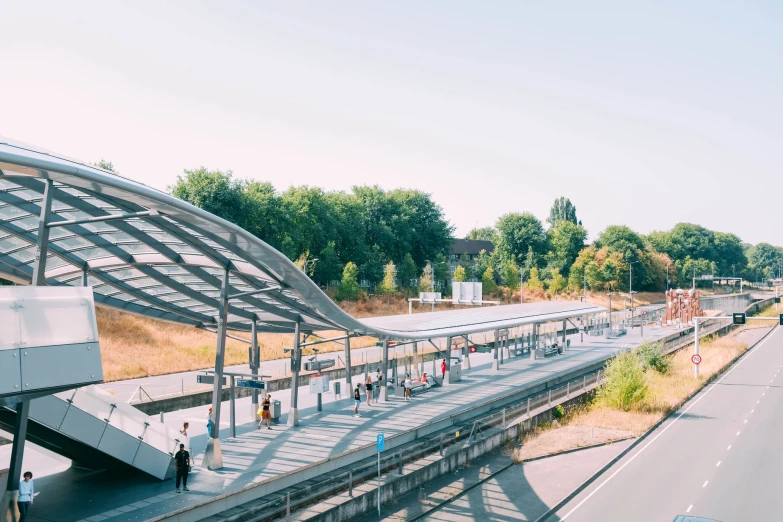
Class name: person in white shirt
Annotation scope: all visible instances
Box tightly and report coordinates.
[17,471,34,522]
[404,374,413,401]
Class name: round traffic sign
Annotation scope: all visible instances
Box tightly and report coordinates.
[691,354,702,365]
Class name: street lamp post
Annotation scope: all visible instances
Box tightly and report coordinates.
[607,292,615,338]
[629,261,640,328]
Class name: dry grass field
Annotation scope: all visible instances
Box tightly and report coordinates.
[96,288,744,382]
[97,308,377,382]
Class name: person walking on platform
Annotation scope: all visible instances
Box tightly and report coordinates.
[354,384,362,417]
[17,471,34,522]
[365,376,373,406]
[175,443,190,493]
[258,394,272,430]
[441,358,447,380]
[206,407,214,436]
[404,373,412,400]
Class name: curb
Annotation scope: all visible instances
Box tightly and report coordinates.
[532,325,778,522]
[518,435,637,464]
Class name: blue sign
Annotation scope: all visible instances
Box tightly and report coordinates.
[236,380,265,389]
[376,433,385,453]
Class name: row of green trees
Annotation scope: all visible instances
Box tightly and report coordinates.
[464,203,774,295]
[167,166,781,298]
[171,168,454,287]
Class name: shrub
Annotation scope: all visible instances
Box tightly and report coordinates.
[337,262,361,301]
[553,404,565,420]
[598,350,647,411]
[636,342,670,374]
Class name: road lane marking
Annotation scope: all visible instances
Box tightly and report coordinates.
[687,505,693,513]
[703,480,709,487]
[736,431,740,435]
[716,461,721,467]
[744,419,748,423]
[728,445,732,450]
[556,328,778,520]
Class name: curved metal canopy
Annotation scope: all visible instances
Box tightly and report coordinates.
[0,139,605,339]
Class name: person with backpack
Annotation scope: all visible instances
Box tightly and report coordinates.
[353,384,361,417]
[175,443,190,493]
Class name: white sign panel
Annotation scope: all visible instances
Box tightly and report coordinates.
[452,282,483,304]
[309,374,330,394]
[419,292,441,303]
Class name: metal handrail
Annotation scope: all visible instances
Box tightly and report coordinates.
[248,367,607,521]
[126,385,154,404]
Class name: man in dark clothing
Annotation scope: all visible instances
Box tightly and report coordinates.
[175,443,190,493]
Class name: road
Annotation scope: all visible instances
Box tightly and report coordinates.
[546,326,782,522]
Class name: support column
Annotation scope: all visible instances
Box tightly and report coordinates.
[203,268,230,470]
[380,340,389,402]
[229,375,236,438]
[444,336,452,384]
[493,330,499,370]
[2,401,30,522]
[288,320,302,426]
[32,179,54,286]
[250,321,260,420]
[462,336,471,370]
[412,341,420,380]
[344,334,352,390]
[82,266,90,287]
[562,319,567,349]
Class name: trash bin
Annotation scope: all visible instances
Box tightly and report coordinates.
[333,381,341,396]
[271,400,281,422]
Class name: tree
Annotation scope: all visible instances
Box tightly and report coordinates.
[360,245,386,287]
[171,167,247,229]
[747,243,783,280]
[378,261,398,296]
[500,260,520,290]
[481,267,497,294]
[495,212,547,267]
[453,265,467,282]
[94,159,118,173]
[433,253,451,290]
[458,253,474,281]
[472,250,494,285]
[526,267,544,291]
[546,221,587,276]
[396,253,418,291]
[546,197,578,227]
[419,263,434,292]
[337,262,361,300]
[466,227,496,242]
[313,242,342,286]
[547,268,567,294]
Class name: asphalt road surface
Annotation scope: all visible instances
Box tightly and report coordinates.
[546,326,781,522]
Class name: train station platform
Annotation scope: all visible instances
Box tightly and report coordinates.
[6,321,682,522]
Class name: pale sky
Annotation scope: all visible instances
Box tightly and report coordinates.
[2,2,781,244]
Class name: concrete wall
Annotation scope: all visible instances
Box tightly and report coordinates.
[701,293,753,314]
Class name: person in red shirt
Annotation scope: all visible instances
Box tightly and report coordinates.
[441,358,447,380]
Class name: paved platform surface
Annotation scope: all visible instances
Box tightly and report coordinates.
[7,322,678,522]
